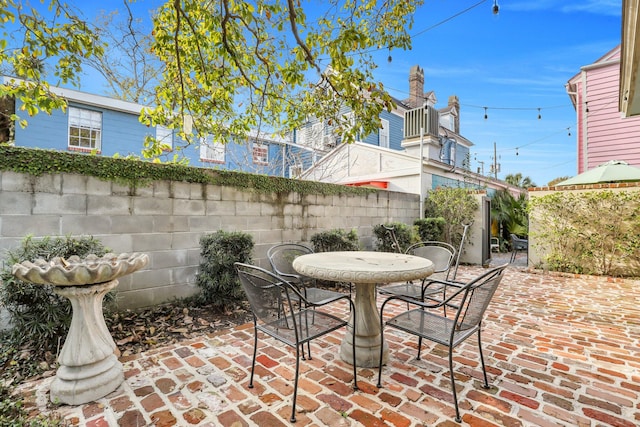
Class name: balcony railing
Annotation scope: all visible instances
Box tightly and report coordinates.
[404,105,439,139]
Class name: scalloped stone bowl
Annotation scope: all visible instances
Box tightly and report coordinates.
[12,252,149,286]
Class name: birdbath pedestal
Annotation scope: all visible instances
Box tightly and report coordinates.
[12,253,148,405]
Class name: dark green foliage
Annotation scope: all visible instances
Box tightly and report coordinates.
[194,231,254,307]
[414,218,446,242]
[0,145,372,196]
[0,381,66,426]
[372,222,414,253]
[310,229,360,252]
[0,235,108,354]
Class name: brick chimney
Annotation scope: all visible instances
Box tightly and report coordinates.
[409,65,424,108]
[448,95,460,133]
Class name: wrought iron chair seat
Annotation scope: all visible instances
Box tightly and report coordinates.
[256,309,350,348]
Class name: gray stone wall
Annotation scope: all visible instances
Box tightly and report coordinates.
[0,171,419,309]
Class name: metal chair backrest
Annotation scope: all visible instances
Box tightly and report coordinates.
[510,234,528,251]
[450,222,471,280]
[267,243,313,282]
[235,262,301,328]
[455,264,507,332]
[405,241,455,278]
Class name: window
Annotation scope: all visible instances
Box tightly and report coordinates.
[379,118,389,148]
[297,127,307,145]
[199,135,225,163]
[288,164,303,178]
[68,107,102,152]
[156,125,173,151]
[253,142,268,165]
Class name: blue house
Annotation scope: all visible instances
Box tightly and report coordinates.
[1,77,315,178]
[295,65,478,191]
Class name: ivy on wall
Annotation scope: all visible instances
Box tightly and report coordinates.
[529,190,640,277]
[0,146,373,196]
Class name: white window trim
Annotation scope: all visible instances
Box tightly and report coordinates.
[68,106,102,153]
[155,125,173,151]
[199,135,225,163]
[379,118,390,148]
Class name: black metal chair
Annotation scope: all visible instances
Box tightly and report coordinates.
[267,243,347,305]
[377,263,508,422]
[378,241,456,301]
[235,262,358,423]
[509,233,528,263]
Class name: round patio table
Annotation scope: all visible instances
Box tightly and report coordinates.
[293,251,434,367]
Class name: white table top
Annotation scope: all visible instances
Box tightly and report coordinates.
[292,251,434,284]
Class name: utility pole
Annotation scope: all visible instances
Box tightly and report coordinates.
[490,141,500,179]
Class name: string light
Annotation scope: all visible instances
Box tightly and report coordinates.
[567,127,571,136]
[484,107,488,120]
[492,0,499,15]
[537,108,541,119]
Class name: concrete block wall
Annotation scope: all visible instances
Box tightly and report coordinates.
[0,171,420,309]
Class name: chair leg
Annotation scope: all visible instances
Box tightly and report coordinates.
[510,250,516,263]
[249,326,258,388]
[478,328,490,389]
[448,347,461,423]
[417,337,423,360]
[291,346,301,423]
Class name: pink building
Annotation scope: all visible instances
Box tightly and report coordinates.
[566,45,640,174]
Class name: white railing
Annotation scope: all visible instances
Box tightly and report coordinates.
[404,105,439,139]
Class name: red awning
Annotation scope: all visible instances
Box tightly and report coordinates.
[345,180,388,189]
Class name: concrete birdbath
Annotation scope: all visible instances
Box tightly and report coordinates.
[12,252,148,405]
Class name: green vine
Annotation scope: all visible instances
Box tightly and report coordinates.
[0,146,373,196]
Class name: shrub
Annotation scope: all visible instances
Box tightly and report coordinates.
[425,187,478,250]
[0,235,108,354]
[372,222,414,253]
[310,229,360,252]
[194,231,254,307]
[529,190,640,276]
[414,217,446,242]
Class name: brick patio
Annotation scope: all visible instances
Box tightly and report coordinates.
[16,264,640,426]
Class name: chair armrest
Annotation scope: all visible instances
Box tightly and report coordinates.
[381,280,469,313]
[422,277,465,290]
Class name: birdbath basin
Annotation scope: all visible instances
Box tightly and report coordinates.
[12,252,149,405]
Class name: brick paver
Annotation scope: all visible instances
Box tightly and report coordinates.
[16,265,640,426]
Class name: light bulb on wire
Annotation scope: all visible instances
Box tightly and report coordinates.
[492,0,499,15]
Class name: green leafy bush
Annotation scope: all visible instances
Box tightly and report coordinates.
[413,217,446,242]
[0,235,108,353]
[372,222,415,253]
[310,229,360,252]
[194,231,254,307]
[529,190,640,276]
[425,187,478,250]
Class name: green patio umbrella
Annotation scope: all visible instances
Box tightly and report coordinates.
[556,160,640,186]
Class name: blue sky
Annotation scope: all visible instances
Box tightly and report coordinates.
[72,0,622,186]
[370,0,622,186]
